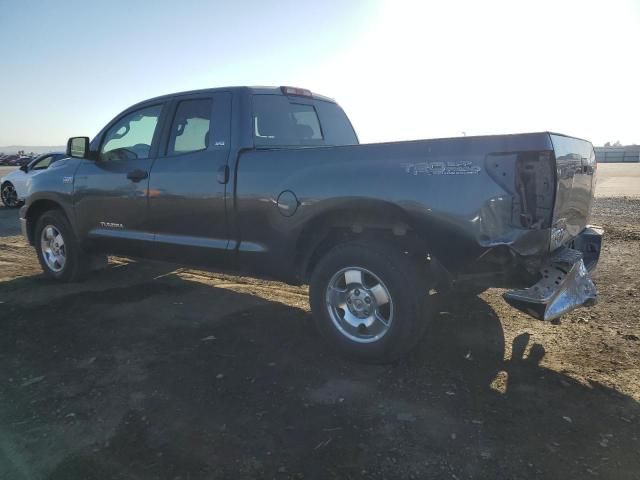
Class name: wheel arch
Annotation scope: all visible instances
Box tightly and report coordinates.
[294,199,437,282]
[23,198,72,245]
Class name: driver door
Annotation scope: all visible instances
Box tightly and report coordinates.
[74,103,166,255]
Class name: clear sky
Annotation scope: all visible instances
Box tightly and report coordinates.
[1,0,638,146]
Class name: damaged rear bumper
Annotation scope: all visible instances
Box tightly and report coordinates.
[503,226,603,321]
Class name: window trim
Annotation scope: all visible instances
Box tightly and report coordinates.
[164,97,214,158]
[97,102,165,162]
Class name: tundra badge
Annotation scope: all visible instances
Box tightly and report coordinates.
[99,222,124,229]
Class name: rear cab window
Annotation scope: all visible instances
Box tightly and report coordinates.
[252,94,357,148]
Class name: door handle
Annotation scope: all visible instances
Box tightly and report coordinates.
[217,165,229,184]
[127,169,148,182]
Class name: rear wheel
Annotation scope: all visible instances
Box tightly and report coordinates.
[35,209,89,281]
[1,182,20,208]
[309,241,431,363]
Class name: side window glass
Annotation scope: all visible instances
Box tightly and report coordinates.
[101,104,162,161]
[253,96,323,146]
[168,99,212,155]
[290,104,323,140]
[31,156,53,170]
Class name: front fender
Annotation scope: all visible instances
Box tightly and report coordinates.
[21,158,82,240]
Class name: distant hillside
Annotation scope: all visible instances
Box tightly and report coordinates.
[0,145,66,155]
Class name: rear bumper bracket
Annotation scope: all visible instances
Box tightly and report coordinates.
[503,227,603,321]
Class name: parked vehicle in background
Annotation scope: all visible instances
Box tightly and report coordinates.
[1,155,19,166]
[19,86,603,362]
[0,154,35,166]
[1,152,66,207]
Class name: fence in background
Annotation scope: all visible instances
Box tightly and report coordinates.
[595,146,640,163]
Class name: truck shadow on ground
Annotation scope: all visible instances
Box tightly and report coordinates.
[0,262,638,480]
[0,205,22,237]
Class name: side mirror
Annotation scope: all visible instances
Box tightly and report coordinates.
[20,164,29,172]
[67,137,91,158]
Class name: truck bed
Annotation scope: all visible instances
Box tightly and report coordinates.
[235,132,595,277]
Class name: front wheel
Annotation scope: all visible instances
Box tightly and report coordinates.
[309,241,431,363]
[1,182,21,208]
[34,209,89,281]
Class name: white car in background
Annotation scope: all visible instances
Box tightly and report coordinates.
[1,152,67,207]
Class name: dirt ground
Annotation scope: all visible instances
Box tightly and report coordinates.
[0,166,639,479]
[595,163,640,199]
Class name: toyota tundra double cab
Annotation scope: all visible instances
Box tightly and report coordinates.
[20,86,603,362]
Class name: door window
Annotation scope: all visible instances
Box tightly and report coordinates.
[167,99,212,155]
[101,105,162,161]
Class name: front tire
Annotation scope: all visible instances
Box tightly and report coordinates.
[1,182,21,208]
[309,241,431,363]
[34,209,88,282]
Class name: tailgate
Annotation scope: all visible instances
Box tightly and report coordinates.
[549,133,597,250]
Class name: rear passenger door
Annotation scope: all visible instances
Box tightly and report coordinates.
[147,92,232,263]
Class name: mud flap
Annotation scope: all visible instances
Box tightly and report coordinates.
[503,247,597,321]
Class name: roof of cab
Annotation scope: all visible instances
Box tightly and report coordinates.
[131,86,336,110]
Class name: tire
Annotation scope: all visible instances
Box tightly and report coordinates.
[1,182,21,208]
[309,241,432,363]
[34,209,89,282]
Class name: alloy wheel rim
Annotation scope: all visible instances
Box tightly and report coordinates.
[2,184,18,207]
[325,266,394,343]
[40,225,66,272]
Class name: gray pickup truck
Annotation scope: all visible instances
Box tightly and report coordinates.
[20,86,603,362]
